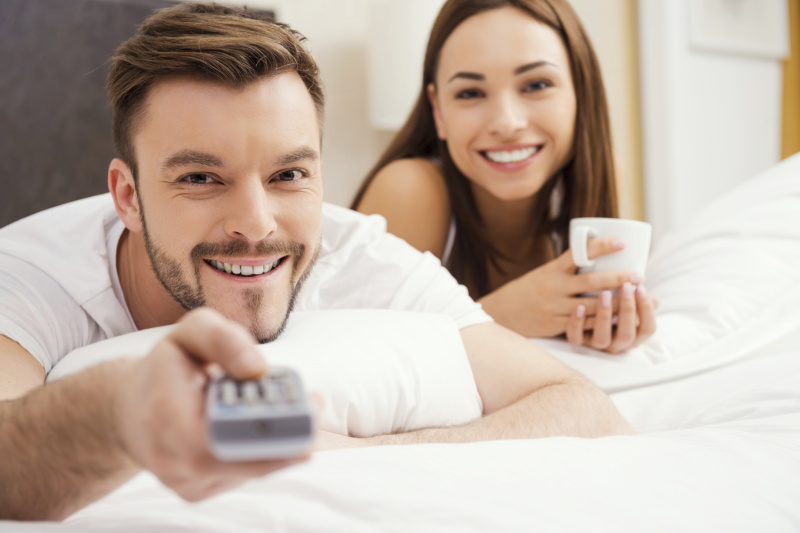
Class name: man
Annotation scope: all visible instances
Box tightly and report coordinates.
[0,3,633,521]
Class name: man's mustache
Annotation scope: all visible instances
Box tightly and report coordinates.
[190,239,305,261]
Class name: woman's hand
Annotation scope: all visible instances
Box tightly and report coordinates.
[478,237,658,354]
[564,282,657,354]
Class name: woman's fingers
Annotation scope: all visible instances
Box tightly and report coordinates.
[560,237,626,271]
[566,304,587,346]
[606,283,637,353]
[568,271,645,297]
[633,285,658,345]
[589,291,614,350]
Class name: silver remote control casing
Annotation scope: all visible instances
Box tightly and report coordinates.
[206,366,313,461]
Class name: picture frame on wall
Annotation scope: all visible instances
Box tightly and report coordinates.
[689,0,790,60]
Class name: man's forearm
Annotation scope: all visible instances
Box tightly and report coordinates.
[366,379,634,446]
[0,360,139,520]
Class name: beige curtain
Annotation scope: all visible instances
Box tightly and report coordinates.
[783,0,800,159]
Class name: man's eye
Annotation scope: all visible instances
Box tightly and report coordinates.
[277,169,304,182]
[455,88,483,99]
[181,173,215,185]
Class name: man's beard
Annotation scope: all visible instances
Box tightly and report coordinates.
[141,216,319,343]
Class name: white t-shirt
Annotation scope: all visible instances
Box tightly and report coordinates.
[0,194,490,374]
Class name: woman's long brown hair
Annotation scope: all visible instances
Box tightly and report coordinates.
[351,0,618,298]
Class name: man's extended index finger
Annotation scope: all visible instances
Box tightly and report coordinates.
[168,308,266,380]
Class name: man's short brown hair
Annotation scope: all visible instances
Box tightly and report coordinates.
[106,2,325,180]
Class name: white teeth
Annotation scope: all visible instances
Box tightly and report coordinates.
[209,259,281,277]
[484,147,538,163]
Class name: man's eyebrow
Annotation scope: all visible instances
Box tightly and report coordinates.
[161,150,224,171]
[275,147,320,166]
[447,60,560,83]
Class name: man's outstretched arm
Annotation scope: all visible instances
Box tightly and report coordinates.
[316,321,634,449]
[0,309,305,521]
[0,350,139,520]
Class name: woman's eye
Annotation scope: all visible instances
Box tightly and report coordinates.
[181,173,215,185]
[276,169,304,182]
[525,81,550,92]
[455,88,483,99]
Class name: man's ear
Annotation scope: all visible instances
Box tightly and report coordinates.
[427,83,446,141]
[108,158,143,233]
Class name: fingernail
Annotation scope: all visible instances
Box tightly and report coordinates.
[601,290,612,307]
[576,304,586,318]
[612,239,626,250]
[630,273,645,284]
[611,315,619,325]
[637,284,648,297]
[623,282,634,298]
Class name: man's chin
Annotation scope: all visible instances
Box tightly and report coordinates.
[205,302,291,344]
[252,314,291,344]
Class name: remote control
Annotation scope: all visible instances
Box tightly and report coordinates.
[206,366,313,461]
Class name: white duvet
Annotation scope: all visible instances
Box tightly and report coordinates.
[3,154,800,532]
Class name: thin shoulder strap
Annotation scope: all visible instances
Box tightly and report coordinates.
[441,215,456,267]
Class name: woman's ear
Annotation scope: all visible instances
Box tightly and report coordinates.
[427,83,447,141]
[108,158,143,233]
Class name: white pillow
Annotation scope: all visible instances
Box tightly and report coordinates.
[47,309,483,437]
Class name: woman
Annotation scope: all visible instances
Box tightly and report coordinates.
[352,0,657,353]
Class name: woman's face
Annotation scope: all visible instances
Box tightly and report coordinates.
[429,6,577,203]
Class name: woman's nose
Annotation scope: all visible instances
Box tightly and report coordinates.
[487,94,528,139]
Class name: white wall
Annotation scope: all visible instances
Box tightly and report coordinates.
[638,0,787,243]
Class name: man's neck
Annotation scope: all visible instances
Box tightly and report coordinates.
[117,229,186,330]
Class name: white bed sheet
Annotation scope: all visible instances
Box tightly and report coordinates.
[1,349,795,533]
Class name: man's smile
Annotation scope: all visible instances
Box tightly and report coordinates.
[204,256,288,279]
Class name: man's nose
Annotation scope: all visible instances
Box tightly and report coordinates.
[223,180,277,242]
[488,93,527,139]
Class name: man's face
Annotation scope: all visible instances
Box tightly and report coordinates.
[132,73,323,342]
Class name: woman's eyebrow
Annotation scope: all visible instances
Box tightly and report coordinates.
[514,60,559,75]
[447,60,560,83]
[448,71,485,83]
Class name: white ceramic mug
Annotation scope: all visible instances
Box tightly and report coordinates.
[569,217,652,277]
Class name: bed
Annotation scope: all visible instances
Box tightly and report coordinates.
[3,154,800,532]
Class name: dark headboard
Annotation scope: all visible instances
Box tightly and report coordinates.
[0,0,177,228]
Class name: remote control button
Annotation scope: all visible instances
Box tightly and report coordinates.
[242,382,260,404]
[221,380,238,405]
[285,379,300,403]
[265,381,280,403]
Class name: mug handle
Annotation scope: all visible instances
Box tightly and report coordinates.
[571,226,596,268]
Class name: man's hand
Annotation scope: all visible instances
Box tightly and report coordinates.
[116,308,309,502]
[0,308,307,521]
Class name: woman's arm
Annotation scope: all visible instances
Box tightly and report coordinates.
[355,158,451,259]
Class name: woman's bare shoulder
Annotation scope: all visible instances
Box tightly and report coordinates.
[356,158,451,257]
